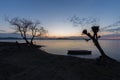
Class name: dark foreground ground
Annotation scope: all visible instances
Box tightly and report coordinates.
[0,42,120,80]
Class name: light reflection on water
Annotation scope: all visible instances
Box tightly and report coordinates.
[33,40,120,60]
[0,40,120,61]
[34,40,120,61]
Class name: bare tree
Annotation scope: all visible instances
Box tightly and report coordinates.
[29,22,48,44]
[8,18,32,44]
[70,16,114,61]
[82,26,118,62]
[82,26,107,57]
[7,17,48,45]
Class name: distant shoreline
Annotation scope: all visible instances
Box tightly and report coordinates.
[0,38,120,40]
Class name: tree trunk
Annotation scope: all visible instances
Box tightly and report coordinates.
[93,39,107,57]
[23,37,30,44]
[30,36,34,45]
[93,39,117,63]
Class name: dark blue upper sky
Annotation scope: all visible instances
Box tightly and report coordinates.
[0,0,120,37]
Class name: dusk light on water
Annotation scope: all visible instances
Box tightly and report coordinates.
[0,0,120,80]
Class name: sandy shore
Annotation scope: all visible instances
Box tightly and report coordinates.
[0,42,120,80]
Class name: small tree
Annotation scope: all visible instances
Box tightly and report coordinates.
[82,26,118,62]
[8,17,47,44]
[70,16,114,61]
[82,26,107,58]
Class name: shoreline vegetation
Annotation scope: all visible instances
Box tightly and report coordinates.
[0,42,120,80]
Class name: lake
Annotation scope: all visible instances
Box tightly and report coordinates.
[0,40,120,61]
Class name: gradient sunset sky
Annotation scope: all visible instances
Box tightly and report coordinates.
[0,0,120,37]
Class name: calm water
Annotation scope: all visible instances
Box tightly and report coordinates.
[0,40,120,61]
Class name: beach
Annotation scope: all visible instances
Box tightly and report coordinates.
[0,42,120,80]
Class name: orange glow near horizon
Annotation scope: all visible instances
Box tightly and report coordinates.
[47,33,81,38]
[3,27,118,38]
[47,31,113,38]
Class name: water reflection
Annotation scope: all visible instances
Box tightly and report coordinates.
[35,40,120,60]
[0,40,120,61]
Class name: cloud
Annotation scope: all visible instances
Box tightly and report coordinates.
[103,22,120,32]
[106,27,120,32]
[69,15,99,29]
[101,20,120,32]
[0,30,6,32]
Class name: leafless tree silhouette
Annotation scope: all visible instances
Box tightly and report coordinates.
[82,26,117,62]
[30,23,48,44]
[70,16,115,62]
[82,26,107,57]
[7,17,47,45]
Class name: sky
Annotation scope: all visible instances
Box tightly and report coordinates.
[0,0,120,37]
